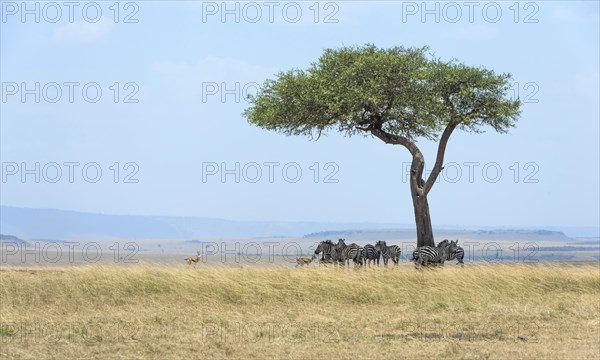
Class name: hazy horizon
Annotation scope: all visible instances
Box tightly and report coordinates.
[1,205,598,238]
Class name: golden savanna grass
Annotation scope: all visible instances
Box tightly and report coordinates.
[1,263,599,359]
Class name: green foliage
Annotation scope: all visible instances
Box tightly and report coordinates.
[244,44,521,141]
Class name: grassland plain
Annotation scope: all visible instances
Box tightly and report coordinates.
[1,263,599,359]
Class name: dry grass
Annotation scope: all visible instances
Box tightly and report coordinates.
[1,263,599,359]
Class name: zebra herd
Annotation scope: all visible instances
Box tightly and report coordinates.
[314,238,464,267]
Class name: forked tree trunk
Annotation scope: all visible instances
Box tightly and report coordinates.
[408,154,435,248]
[368,121,457,249]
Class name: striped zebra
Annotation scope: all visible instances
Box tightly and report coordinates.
[415,240,459,266]
[435,239,464,264]
[374,241,401,266]
[411,240,443,259]
[412,239,464,264]
[447,242,465,264]
[411,239,448,260]
[334,239,347,266]
[363,244,380,266]
[343,244,363,266]
[334,239,364,266]
[359,247,366,265]
[335,238,346,254]
[335,239,363,266]
[315,240,337,263]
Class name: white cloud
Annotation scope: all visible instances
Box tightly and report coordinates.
[52,18,115,44]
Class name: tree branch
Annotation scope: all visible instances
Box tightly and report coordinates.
[423,121,457,195]
[369,126,420,157]
[369,126,428,195]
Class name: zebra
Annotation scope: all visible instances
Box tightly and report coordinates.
[436,239,450,248]
[315,240,342,265]
[412,239,464,264]
[415,240,459,266]
[342,244,363,266]
[446,241,465,264]
[363,244,380,266]
[374,241,401,266]
[315,240,334,261]
[410,239,446,261]
[410,239,447,261]
[334,239,363,266]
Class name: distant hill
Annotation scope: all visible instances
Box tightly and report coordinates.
[0,206,405,240]
[304,229,573,242]
[0,234,28,245]
[0,206,590,241]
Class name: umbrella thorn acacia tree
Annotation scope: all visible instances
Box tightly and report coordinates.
[243,44,521,247]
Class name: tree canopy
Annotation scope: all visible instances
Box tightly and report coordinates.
[244,44,521,143]
[243,44,523,247]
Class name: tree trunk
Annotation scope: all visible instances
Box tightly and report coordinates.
[367,122,457,249]
[412,193,434,248]
[408,154,435,248]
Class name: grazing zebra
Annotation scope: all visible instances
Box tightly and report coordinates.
[296,255,316,267]
[363,244,380,266]
[374,241,401,266]
[415,240,459,266]
[184,250,201,267]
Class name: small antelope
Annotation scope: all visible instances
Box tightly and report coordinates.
[296,255,316,267]
[185,250,201,267]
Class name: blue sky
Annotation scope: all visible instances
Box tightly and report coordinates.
[1,1,599,229]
